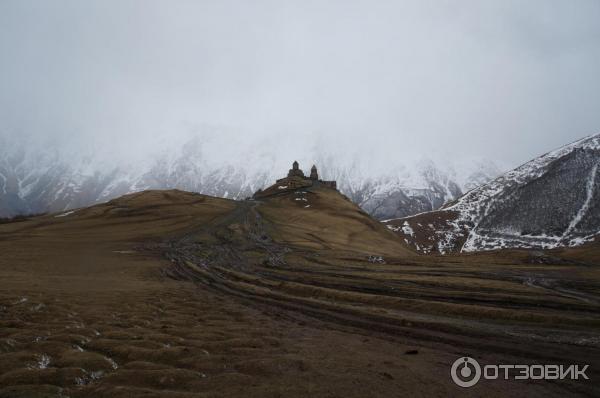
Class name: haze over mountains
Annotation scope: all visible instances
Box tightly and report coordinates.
[0,131,501,220]
[3,128,599,254]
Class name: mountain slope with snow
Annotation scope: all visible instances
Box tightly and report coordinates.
[0,134,499,219]
[385,133,600,253]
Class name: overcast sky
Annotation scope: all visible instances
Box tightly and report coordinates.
[1,0,599,169]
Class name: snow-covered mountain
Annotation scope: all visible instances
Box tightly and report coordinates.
[385,133,600,253]
[0,132,499,219]
[319,157,501,220]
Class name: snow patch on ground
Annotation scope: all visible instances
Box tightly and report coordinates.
[55,210,76,218]
[401,221,414,236]
[104,356,118,370]
[35,354,51,369]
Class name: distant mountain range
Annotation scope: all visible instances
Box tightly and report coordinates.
[0,133,499,220]
[385,133,600,253]
[3,131,598,253]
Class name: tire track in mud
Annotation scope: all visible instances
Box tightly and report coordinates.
[156,200,600,382]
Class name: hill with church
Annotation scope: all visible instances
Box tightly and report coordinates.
[253,161,337,199]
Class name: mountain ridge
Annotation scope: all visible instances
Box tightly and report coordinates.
[385,133,600,253]
[0,134,499,220]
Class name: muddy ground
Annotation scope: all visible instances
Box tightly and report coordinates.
[0,189,599,397]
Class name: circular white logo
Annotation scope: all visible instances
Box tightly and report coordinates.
[451,357,481,388]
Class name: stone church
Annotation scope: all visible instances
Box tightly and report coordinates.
[254,161,337,198]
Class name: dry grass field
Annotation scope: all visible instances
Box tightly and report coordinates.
[1,188,599,397]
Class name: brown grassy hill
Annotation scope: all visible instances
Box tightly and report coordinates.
[1,189,599,397]
[0,190,235,292]
[254,185,413,257]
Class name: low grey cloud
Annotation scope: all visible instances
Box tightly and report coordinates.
[1,0,599,169]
